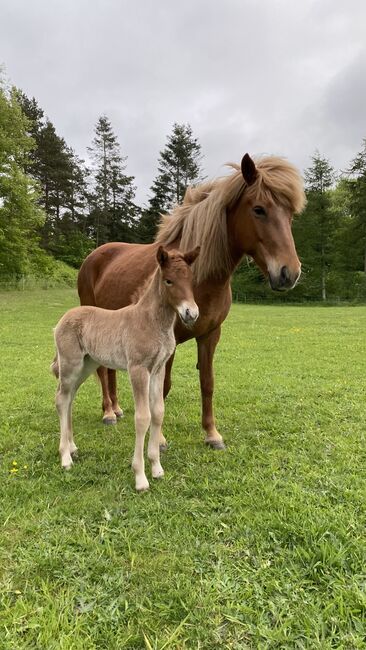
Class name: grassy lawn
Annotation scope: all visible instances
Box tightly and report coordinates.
[1,289,366,649]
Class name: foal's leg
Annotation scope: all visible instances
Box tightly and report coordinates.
[56,379,78,469]
[67,391,78,457]
[69,356,99,456]
[197,327,225,450]
[108,369,124,418]
[56,356,96,468]
[97,366,117,425]
[148,368,165,479]
[129,365,151,492]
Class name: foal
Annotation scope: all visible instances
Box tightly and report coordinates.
[52,246,200,491]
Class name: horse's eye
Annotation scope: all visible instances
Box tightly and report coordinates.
[253,206,266,218]
[164,279,173,286]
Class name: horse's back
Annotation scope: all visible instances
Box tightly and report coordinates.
[78,241,159,309]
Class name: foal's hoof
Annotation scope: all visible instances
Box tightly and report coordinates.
[136,478,150,492]
[61,460,73,470]
[114,409,124,419]
[103,416,117,426]
[152,468,164,479]
[159,442,168,452]
[205,439,226,450]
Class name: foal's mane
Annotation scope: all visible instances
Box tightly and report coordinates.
[156,156,305,283]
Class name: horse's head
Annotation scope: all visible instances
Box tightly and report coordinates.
[156,246,200,326]
[232,154,305,291]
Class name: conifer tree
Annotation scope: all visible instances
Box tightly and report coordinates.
[138,123,203,243]
[347,139,366,273]
[293,152,335,300]
[88,115,137,245]
[16,90,93,265]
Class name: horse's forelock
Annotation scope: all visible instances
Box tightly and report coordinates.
[247,157,306,214]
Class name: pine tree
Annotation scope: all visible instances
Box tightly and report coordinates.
[293,152,335,300]
[88,115,137,245]
[14,90,44,176]
[16,90,93,265]
[347,139,366,273]
[138,123,203,243]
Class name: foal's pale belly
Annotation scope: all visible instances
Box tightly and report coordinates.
[84,339,175,374]
[86,348,128,371]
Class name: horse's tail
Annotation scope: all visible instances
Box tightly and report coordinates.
[50,353,59,379]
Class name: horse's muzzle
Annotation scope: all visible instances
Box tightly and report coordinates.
[269,266,301,291]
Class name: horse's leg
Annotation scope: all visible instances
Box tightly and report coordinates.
[159,350,176,451]
[148,368,165,480]
[197,327,225,450]
[97,366,117,425]
[163,349,175,398]
[108,369,124,418]
[129,366,151,492]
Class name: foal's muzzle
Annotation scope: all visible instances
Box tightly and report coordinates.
[178,302,199,327]
[269,265,301,291]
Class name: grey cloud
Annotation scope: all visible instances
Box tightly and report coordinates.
[1,0,365,201]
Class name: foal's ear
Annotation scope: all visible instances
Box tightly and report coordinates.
[183,246,200,266]
[241,153,258,186]
[157,245,169,268]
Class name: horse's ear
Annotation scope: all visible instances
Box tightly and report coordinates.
[241,153,258,186]
[183,246,200,266]
[157,246,169,268]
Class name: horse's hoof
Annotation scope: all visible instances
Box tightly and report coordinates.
[205,439,226,450]
[103,416,117,425]
[159,443,168,452]
[115,409,124,419]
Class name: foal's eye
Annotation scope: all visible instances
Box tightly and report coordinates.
[253,206,266,218]
[164,279,173,286]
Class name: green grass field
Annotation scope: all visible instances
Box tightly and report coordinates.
[1,289,366,649]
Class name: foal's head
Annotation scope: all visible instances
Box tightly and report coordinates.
[231,154,305,291]
[156,246,200,326]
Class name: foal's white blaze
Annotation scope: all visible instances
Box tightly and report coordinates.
[177,301,199,326]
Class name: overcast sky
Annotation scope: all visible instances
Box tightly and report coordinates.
[1,0,365,204]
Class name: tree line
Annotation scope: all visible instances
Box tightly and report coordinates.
[1,76,366,301]
[0,78,203,279]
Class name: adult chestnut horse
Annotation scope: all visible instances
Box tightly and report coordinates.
[78,154,305,449]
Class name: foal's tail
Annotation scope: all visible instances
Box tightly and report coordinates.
[50,354,59,379]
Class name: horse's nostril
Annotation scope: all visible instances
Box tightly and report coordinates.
[280,266,289,285]
[185,308,190,318]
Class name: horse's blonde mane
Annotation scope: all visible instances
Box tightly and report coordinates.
[155,156,305,283]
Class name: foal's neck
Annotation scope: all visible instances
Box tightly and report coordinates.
[136,270,175,330]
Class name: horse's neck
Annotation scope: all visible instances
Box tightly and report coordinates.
[225,204,248,275]
[136,270,175,331]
